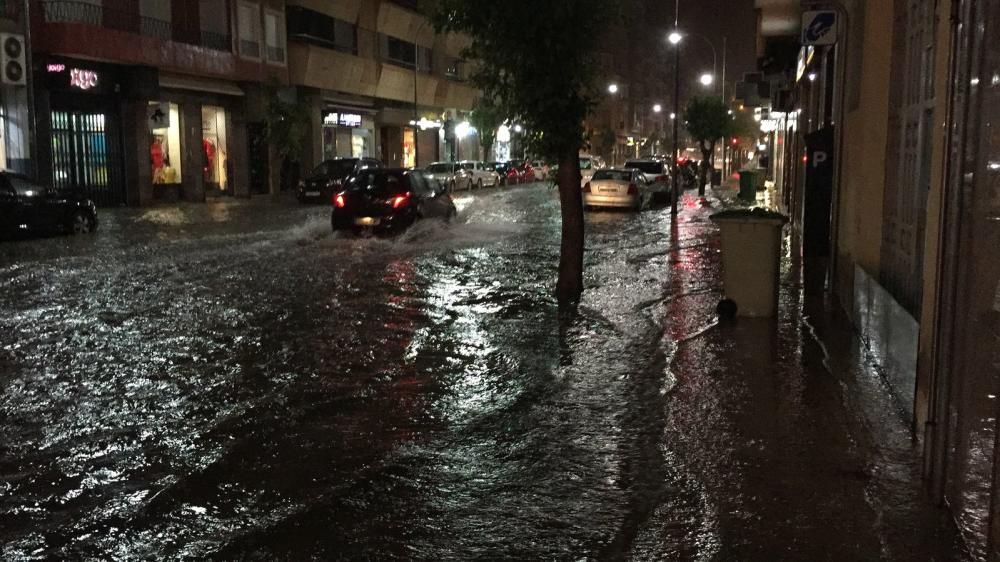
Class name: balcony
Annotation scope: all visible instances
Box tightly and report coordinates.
[39,1,232,51]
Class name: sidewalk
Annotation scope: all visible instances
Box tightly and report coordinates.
[645,186,965,559]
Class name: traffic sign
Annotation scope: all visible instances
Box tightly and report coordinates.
[802,11,838,46]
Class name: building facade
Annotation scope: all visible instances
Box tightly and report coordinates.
[285,0,479,173]
[27,0,289,206]
[754,0,1000,557]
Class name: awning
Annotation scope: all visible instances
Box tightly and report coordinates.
[158,74,245,97]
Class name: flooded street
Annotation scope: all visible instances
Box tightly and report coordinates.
[0,185,964,560]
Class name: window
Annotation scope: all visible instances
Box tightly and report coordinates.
[200,0,230,51]
[150,102,182,185]
[384,35,416,68]
[445,58,465,81]
[201,106,229,192]
[264,10,285,64]
[237,2,261,59]
[286,7,357,55]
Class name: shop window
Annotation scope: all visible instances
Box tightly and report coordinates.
[150,102,182,185]
[264,9,286,64]
[237,1,261,59]
[202,106,229,192]
[403,127,415,168]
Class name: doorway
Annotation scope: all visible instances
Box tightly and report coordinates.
[50,110,125,206]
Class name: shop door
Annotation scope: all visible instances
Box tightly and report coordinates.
[50,110,125,206]
[247,122,269,195]
[880,0,938,315]
[930,0,1000,557]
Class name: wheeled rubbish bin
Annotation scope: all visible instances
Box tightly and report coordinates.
[710,208,789,317]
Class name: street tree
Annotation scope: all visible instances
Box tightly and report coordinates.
[434,0,619,302]
[470,98,503,161]
[683,96,731,196]
[264,80,310,194]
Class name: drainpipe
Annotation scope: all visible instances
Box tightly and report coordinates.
[924,0,964,506]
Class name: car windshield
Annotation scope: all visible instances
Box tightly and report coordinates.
[625,161,663,174]
[350,171,409,196]
[426,163,454,174]
[580,157,594,170]
[459,162,476,171]
[313,159,357,177]
[593,170,632,182]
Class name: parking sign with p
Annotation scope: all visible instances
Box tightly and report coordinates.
[802,11,838,46]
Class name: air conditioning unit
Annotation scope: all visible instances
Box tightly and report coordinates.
[0,34,26,86]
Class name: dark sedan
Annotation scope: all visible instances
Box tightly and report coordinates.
[331,168,456,235]
[298,157,382,203]
[0,172,98,239]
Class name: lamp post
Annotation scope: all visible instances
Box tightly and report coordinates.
[669,13,681,216]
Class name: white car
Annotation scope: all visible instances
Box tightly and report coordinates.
[457,161,501,189]
[531,160,548,181]
[423,162,471,191]
[583,168,650,210]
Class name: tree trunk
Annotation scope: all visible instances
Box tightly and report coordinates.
[556,148,584,303]
[698,142,711,196]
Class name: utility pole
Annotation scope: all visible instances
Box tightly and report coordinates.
[670,0,680,216]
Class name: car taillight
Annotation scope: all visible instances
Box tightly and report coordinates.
[389,192,412,209]
[627,184,638,195]
[583,182,591,193]
[334,193,346,208]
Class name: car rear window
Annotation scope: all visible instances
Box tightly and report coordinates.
[459,162,475,171]
[350,170,409,196]
[313,159,358,177]
[625,161,663,174]
[592,170,631,182]
[426,163,454,173]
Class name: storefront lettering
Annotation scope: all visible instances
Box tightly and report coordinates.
[70,68,98,91]
[324,112,363,128]
[46,63,65,73]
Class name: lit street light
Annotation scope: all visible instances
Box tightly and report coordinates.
[608,83,619,94]
[668,31,683,45]
[653,103,663,113]
[514,124,523,133]
[699,73,714,87]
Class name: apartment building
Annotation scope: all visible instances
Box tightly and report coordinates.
[284,0,478,171]
[754,0,1000,557]
[29,0,289,206]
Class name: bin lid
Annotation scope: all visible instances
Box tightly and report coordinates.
[710,207,789,225]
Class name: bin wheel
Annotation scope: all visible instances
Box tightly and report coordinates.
[717,298,738,319]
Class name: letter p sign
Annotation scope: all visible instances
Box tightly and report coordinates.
[812,150,828,168]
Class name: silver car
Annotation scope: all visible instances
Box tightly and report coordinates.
[583,168,649,210]
[457,161,501,189]
[424,162,471,191]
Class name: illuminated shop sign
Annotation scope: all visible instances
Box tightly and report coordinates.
[70,68,99,90]
[323,112,363,128]
[46,63,65,73]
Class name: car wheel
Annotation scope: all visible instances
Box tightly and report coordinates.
[477,179,484,190]
[468,180,474,191]
[449,181,456,193]
[68,210,95,235]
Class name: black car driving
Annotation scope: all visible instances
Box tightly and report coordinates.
[0,172,98,239]
[298,157,382,203]
[331,168,456,235]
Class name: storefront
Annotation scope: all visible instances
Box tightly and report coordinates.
[321,108,375,161]
[149,75,248,201]
[36,58,133,206]
[379,107,440,167]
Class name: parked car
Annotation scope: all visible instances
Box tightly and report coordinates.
[0,172,98,238]
[331,168,456,235]
[457,161,501,189]
[424,162,472,192]
[624,159,672,204]
[530,160,549,181]
[510,160,536,184]
[582,168,650,211]
[489,161,521,185]
[297,157,382,204]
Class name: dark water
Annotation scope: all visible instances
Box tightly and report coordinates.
[0,186,965,560]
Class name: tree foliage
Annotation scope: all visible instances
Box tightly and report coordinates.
[264,79,310,163]
[683,96,732,194]
[470,97,503,158]
[433,1,618,160]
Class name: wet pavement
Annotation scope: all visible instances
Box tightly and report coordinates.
[0,184,967,560]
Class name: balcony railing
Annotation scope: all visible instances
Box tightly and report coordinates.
[39,1,233,52]
[239,39,260,58]
[266,45,285,63]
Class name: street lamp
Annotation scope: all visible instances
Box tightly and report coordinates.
[608,83,619,94]
[699,73,714,87]
[668,30,683,45]
[653,103,662,113]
